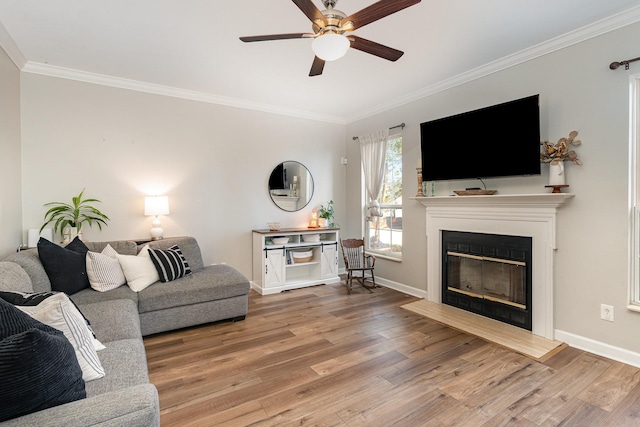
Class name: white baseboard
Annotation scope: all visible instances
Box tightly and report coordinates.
[554,329,640,368]
[337,269,428,299]
[375,276,428,299]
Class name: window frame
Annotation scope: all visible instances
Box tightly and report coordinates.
[629,72,640,310]
[364,133,403,261]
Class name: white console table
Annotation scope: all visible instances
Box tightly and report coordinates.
[252,227,340,295]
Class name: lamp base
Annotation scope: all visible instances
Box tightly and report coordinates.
[150,227,164,240]
[150,216,164,240]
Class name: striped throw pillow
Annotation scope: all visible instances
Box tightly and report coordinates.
[86,244,127,292]
[148,245,191,282]
[11,292,105,382]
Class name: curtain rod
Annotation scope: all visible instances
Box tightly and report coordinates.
[610,56,640,71]
[352,123,405,140]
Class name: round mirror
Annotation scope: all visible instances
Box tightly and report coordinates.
[268,161,314,212]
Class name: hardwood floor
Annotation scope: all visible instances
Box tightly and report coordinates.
[144,283,640,426]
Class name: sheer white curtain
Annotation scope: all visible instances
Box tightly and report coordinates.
[359,129,389,219]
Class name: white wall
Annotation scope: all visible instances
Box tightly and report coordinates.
[0,46,22,256]
[19,74,346,279]
[8,18,640,359]
[346,22,640,354]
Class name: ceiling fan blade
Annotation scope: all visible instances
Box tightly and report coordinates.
[309,56,325,76]
[292,0,328,26]
[240,33,312,42]
[341,0,421,31]
[349,35,404,61]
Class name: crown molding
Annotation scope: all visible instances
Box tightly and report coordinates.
[4,6,640,125]
[345,5,640,124]
[0,19,26,68]
[20,62,347,124]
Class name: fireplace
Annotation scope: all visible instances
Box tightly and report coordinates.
[418,193,573,339]
[442,231,532,330]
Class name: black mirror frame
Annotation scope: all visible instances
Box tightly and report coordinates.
[268,161,314,212]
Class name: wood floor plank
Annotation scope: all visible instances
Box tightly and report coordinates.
[437,360,554,424]
[258,351,408,416]
[144,283,640,426]
[540,397,610,427]
[508,353,612,425]
[440,349,529,400]
[577,360,640,411]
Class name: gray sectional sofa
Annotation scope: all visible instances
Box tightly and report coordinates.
[0,236,251,426]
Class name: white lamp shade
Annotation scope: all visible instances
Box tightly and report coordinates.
[312,33,350,61]
[144,196,170,216]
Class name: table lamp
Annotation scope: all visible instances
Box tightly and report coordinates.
[144,196,170,240]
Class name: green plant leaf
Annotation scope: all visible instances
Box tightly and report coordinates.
[40,189,109,235]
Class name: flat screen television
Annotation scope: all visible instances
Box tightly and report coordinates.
[269,163,285,189]
[420,94,541,182]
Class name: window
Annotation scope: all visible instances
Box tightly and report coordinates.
[630,73,640,309]
[366,134,402,259]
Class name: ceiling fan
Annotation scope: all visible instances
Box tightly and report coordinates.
[239,0,421,76]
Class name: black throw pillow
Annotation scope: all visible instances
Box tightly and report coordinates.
[0,298,85,422]
[65,236,90,255]
[148,245,192,283]
[37,237,90,295]
[0,290,57,306]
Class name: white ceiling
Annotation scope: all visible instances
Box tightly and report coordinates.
[1,0,640,123]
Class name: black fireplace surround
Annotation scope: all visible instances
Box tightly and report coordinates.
[441,231,533,330]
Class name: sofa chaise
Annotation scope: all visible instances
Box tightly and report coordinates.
[0,236,250,426]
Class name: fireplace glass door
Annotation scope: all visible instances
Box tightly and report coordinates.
[441,231,532,330]
[447,252,526,309]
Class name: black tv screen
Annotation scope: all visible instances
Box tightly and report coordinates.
[269,163,285,189]
[420,95,541,181]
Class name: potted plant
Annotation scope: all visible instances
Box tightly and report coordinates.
[318,200,334,227]
[40,188,110,242]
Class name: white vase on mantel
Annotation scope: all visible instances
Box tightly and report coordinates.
[548,161,565,186]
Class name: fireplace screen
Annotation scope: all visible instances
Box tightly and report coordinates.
[441,230,532,330]
[447,252,526,309]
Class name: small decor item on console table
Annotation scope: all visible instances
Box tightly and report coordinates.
[318,200,335,227]
[541,130,583,191]
[267,221,281,231]
[309,210,319,228]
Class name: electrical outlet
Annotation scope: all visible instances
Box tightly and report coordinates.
[601,304,614,322]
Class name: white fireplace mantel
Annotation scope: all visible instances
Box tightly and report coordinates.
[415,193,574,340]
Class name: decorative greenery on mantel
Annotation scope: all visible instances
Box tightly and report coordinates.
[540,130,583,165]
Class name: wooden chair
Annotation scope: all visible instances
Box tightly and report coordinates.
[339,237,376,294]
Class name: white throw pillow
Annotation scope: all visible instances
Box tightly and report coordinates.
[117,245,160,292]
[86,244,127,292]
[16,292,105,382]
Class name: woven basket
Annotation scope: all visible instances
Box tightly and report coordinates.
[292,250,313,263]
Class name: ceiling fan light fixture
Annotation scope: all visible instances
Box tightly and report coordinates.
[312,33,350,61]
